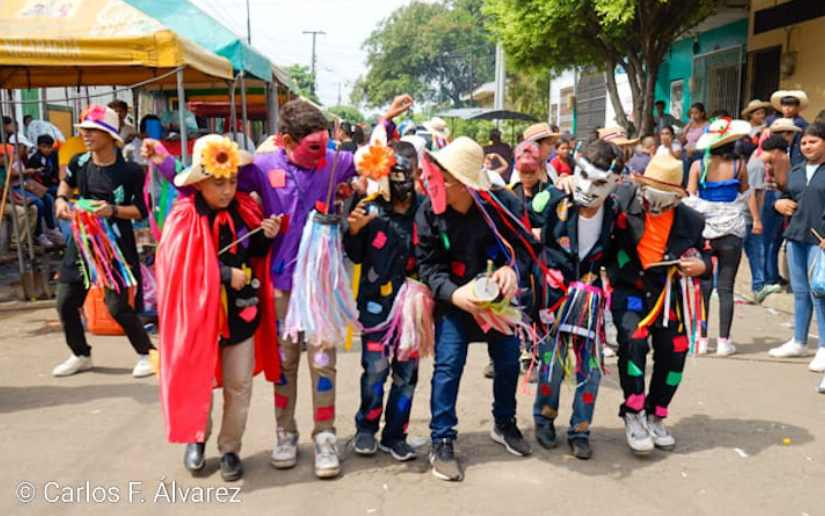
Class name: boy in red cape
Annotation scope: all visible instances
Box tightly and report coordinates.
[156,135,282,482]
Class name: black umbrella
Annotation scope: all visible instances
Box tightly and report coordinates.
[438,108,538,122]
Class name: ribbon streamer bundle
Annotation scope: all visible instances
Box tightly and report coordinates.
[362,279,435,361]
[144,162,179,241]
[70,199,136,291]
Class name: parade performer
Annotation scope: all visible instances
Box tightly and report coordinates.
[529,139,623,459]
[52,105,155,378]
[345,143,429,462]
[155,135,281,482]
[416,137,539,482]
[606,154,710,454]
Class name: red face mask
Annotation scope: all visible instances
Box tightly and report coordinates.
[287,130,328,170]
[421,155,447,214]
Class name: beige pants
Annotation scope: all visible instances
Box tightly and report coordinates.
[0,204,37,254]
[205,338,254,454]
[274,290,336,436]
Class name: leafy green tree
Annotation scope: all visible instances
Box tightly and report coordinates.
[485,0,722,135]
[326,105,365,124]
[286,64,320,104]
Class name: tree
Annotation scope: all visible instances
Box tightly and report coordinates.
[326,105,365,124]
[356,0,495,108]
[484,0,722,136]
[286,64,320,104]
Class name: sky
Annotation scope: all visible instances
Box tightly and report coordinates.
[190,0,419,107]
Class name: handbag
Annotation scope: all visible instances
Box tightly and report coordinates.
[810,229,825,298]
[83,286,136,335]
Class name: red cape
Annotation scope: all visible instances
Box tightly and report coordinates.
[156,193,280,443]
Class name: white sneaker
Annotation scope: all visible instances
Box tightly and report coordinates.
[696,337,708,355]
[36,233,55,248]
[270,429,299,469]
[623,412,654,455]
[768,339,807,358]
[715,338,736,357]
[314,431,340,479]
[52,355,93,377]
[132,355,155,378]
[808,348,825,372]
[646,414,676,450]
[817,375,825,394]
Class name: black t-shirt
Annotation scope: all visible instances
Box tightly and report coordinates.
[59,151,148,284]
[27,151,59,187]
[338,141,358,153]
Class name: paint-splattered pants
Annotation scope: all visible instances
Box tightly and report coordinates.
[274,290,336,436]
[533,336,601,440]
[354,330,419,444]
[612,291,688,419]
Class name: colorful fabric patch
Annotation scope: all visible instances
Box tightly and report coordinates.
[315,406,335,421]
[450,261,466,277]
[268,168,286,188]
[616,212,628,229]
[277,372,287,386]
[366,407,382,421]
[274,259,286,274]
[673,335,689,352]
[655,406,668,418]
[540,405,557,419]
[556,198,570,222]
[315,200,327,214]
[412,223,419,246]
[625,393,645,411]
[589,356,600,370]
[626,296,643,312]
[627,360,644,377]
[380,281,393,297]
[540,384,552,397]
[372,382,384,398]
[275,393,289,409]
[238,305,257,322]
[617,249,630,268]
[366,267,379,283]
[582,391,594,405]
[532,190,550,213]
[317,377,333,392]
[632,327,649,339]
[406,256,416,272]
[397,395,412,414]
[372,230,388,249]
[574,421,590,432]
[366,341,384,353]
[665,371,683,386]
[543,351,553,364]
[367,301,383,315]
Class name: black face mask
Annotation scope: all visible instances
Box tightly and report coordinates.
[390,154,415,202]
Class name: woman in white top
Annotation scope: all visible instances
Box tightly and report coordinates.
[656,125,682,159]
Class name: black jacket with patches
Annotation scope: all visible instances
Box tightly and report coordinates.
[343,194,420,328]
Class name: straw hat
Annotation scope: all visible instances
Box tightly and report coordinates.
[425,136,491,191]
[770,90,808,111]
[597,126,639,146]
[75,105,123,143]
[174,134,253,187]
[636,154,686,195]
[423,117,450,139]
[769,117,802,134]
[523,123,559,143]
[695,118,751,151]
[741,99,771,119]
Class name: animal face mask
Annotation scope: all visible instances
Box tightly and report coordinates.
[421,155,447,214]
[572,157,619,208]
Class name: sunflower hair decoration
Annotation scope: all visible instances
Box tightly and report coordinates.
[356,144,396,180]
[201,137,240,179]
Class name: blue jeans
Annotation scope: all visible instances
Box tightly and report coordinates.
[13,188,55,235]
[787,240,825,348]
[430,309,520,442]
[762,190,784,285]
[744,224,765,293]
[354,330,419,444]
[533,335,601,440]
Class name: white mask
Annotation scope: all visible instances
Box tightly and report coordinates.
[572,157,619,208]
[638,185,683,214]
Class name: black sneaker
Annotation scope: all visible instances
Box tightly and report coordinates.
[491,420,532,457]
[220,452,243,482]
[354,431,378,456]
[535,425,558,450]
[379,439,416,462]
[568,438,592,460]
[429,439,463,481]
[183,443,205,473]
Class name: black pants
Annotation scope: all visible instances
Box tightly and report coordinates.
[700,235,743,339]
[56,282,153,357]
[613,296,688,419]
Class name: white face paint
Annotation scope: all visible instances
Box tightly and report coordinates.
[572,157,619,208]
[638,185,683,214]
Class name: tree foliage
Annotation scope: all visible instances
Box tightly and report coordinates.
[286,64,320,104]
[325,105,365,124]
[354,0,495,108]
[484,0,723,135]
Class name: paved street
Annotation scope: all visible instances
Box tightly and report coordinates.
[1,291,823,516]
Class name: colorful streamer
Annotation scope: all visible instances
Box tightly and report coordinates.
[69,200,137,292]
[362,279,435,361]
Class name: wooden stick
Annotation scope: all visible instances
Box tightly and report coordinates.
[218,225,264,256]
[811,228,824,243]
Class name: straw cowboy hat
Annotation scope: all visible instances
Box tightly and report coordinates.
[523,123,559,143]
[769,117,803,134]
[636,154,686,195]
[423,117,450,139]
[174,134,253,187]
[598,126,639,146]
[741,99,772,119]
[695,118,751,151]
[75,105,123,143]
[770,90,809,111]
[426,136,491,191]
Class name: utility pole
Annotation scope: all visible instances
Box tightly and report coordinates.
[337,82,342,106]
[245,0,252,44]
[302,30,326,97]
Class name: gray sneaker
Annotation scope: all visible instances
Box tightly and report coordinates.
[429,439,463,481]
[646,414,676,451]
[354,432,377,456]
[623,412,654,455]
[490,420,532,457]
[270,429,299,469]
[314,431,340,479]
